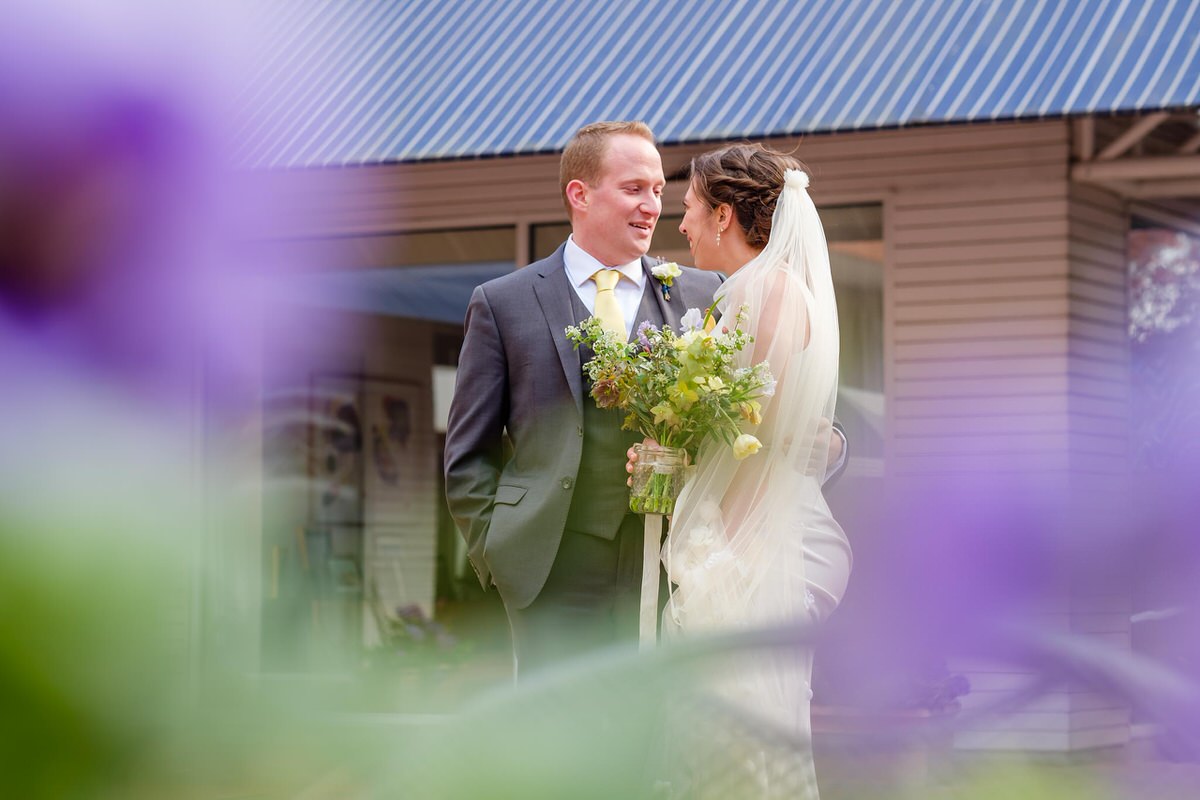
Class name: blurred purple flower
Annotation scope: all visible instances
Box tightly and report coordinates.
[0,1,360,408]
[637,320,657,350]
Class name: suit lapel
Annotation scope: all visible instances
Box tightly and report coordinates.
[533,246,584,416]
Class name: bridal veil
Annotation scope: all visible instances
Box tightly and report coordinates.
[665,168,845,635]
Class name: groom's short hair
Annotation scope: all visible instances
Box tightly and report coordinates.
[560,121,656,218]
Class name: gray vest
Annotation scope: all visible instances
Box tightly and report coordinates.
[564,282,666,539]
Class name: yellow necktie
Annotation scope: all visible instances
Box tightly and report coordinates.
[590,269,626,339]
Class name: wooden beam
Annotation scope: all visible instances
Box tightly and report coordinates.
[1084,179,1200,200]
[1073,116,1095,161]
[1179,130,1200,155]
[515,219,531,268]
[1094,180,1139,197]
[1072,154,1200,182]
[1126,179,1200,199]
[1095,112,1171,161]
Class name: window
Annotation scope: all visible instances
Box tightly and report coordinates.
[262,226,516,271]
[826,205,884,475]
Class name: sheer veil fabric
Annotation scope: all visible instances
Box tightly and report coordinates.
[663,170,853,777]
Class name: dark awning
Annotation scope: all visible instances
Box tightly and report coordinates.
[279,262,514,324]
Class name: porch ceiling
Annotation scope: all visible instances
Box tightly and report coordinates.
[236,0,1200,170]
[1072,113,1200,199]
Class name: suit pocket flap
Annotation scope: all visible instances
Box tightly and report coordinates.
[494,485,527,506]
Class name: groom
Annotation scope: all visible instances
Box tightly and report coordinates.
[444,121,724,676]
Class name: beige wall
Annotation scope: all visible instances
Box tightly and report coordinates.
[251,119,1072,237]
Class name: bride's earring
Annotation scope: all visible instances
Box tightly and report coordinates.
[716,227,722,247]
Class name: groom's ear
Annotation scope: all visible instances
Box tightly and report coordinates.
[565,179,589,216]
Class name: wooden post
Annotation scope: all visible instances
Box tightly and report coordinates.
[640,513,664,649]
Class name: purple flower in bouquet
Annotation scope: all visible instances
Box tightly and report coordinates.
[636,320,657,351]
[593,378,623,409]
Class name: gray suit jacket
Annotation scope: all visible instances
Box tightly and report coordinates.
[443,243,724,609]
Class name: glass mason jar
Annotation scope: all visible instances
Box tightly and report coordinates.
[629,442,688,515]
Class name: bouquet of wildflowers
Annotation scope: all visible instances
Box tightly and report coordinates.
[566,305,774,513]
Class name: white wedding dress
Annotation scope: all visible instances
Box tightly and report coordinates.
[662,171,852,799]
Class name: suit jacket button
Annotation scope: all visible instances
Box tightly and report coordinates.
[561,477,574,489]
[576,426,584,437]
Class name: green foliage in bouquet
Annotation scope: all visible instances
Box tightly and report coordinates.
[565,305,775,460]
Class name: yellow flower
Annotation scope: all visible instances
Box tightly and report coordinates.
[738,400,762,425]
[668,379,699,410]
[651,403,680,427]
[733,434,762,460]
[675,333,714,375]
[674,329,701,350]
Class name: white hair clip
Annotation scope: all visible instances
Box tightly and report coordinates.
[784,169,809,190]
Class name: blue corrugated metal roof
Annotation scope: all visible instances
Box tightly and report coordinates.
[236,0,1200,168]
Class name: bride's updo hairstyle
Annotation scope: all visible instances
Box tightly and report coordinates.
[688,143,805,249]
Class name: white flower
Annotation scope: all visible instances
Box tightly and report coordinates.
[697,500,723,522]
[651,261,682,284]
[704,549,733,571]
[680,525,716,570]
[680,307,703,331]
[732,434,762,460]
[675,329,703,349]
[678,523,733,575]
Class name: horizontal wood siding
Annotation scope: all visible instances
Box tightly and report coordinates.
[1065,185,1132,750]
[1068,184,1131,480]
[880,126,1133,753]
[251,120,1071,238]
[889,177,1073,476]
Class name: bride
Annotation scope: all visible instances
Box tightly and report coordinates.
[663,143,853,798]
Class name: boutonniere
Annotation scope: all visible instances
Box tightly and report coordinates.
[650,261,682,301]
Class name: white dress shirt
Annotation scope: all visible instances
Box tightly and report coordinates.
[563,236,647,339]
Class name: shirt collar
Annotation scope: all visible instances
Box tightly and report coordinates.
[564,235,646,289]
